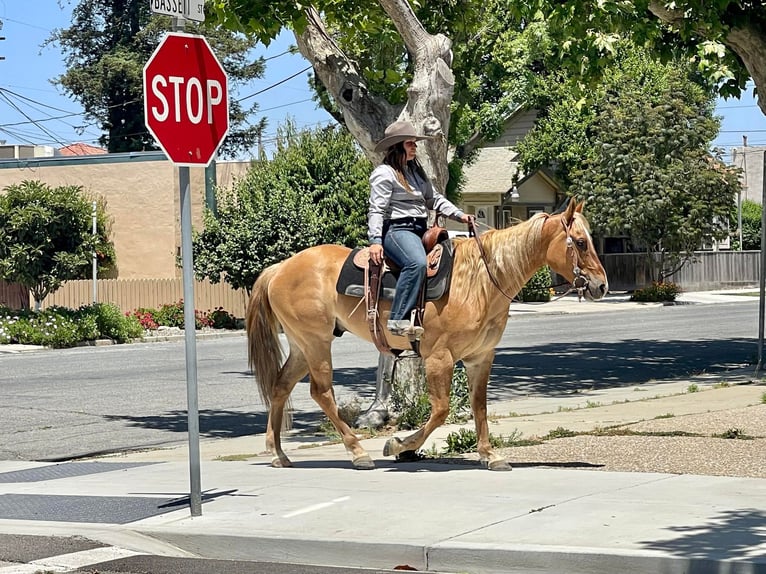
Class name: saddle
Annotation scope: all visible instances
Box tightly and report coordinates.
[335,226,454,354]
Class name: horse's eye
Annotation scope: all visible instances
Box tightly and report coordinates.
[576,239,587,250]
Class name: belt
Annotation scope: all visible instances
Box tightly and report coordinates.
[389,217,427,225]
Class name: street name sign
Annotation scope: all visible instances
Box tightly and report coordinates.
[149,0,205,23]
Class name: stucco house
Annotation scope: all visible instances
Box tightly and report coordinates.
[458,107,564,229]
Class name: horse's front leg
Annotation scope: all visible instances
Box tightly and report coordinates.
[464,350,511,471]
[384,350,453,458]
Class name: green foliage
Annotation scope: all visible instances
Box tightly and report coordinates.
[127,303,240,330]
[518,266,551,302]
[687,384,700,393]
[92,303,144,343]
[542,427,577,440]
[630,281,681,303]
[0,303,142,348]
[206,307,238,329]
[193,123,371,293]
[508,1,754,101]
[568,52,739,281]
[0,181,102,308]
[48,0,266,156]
[738,199,762,251]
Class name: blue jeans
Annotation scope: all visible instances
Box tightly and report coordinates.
[383,219,427,321]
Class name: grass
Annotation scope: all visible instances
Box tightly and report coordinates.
[215,453,258,462]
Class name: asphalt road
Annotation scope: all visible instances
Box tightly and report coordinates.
[0,298,757,461]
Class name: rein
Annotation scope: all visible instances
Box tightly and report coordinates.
[468,215,590,304]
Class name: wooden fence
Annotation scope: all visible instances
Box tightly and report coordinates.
[33,278,249,317]
[601,250,761,292]
[2,250,762,314]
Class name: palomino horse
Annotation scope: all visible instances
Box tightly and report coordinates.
[246,200,608,470]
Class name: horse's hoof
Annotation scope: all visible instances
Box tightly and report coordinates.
[383,437,403,457]
[487,459,513,471]
[271,456,293,468]
[353,455,376,470]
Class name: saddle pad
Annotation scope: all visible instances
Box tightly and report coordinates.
[336,239,454,302]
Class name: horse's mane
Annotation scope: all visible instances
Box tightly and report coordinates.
[450,213,548,309]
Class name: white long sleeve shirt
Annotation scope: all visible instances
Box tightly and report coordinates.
[367,164,465,244]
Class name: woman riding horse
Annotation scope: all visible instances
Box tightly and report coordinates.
[247,192,608,470]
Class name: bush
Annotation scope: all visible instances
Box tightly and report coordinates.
[630,281,681,302]
[206,307,238,329]
[0,303,142,347]
[155,301,185,328]
[518,266,552,302]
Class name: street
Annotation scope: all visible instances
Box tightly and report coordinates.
[0,298,758,461]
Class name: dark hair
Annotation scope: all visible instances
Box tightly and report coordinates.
[382,142,429,192]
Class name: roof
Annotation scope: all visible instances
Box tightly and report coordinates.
[58,142,108,156]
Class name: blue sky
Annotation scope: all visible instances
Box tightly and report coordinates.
[1,1,765,162]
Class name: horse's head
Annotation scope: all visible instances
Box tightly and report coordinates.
[545,201,608,300]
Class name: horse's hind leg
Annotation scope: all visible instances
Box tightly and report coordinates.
[305,344,375,470]
[383,350,453,458]
[464,351,511,471]
[265,346,308,468]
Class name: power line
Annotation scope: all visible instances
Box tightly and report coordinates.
[238,66,312,103]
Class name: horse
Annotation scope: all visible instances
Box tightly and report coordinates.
[246,200,608,471]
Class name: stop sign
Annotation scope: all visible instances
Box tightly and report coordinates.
[143,32,229,166]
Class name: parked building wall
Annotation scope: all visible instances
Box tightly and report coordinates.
[0,153,251,279]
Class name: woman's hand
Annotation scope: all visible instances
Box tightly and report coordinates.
[460,213,475,225]
[369,243,384,265]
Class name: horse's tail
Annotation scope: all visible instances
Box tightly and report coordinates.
[246,263,285,409]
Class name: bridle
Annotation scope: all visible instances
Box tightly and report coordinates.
[561,217,590,301]
[469,215,591,303]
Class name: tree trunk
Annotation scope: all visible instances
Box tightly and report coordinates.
[648,2,766,117]
[293,0,455,193]
[294,1,456,422]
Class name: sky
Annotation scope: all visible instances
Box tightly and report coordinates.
[0,0,332,157]
[1,1,765,163]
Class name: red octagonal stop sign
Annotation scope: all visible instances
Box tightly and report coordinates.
[143,32,229,166]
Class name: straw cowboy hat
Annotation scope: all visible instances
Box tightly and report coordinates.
[374,120,436,153]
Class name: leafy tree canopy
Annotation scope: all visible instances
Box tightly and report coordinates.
[556,52,742,280]
[192,122,371,292]
[0,180,110,308]
[47,0,267,156]
[508,1,765,109]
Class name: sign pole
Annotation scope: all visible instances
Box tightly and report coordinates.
[170,15,202,518]
[179,164,202,516]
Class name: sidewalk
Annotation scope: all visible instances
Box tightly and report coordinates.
[0,373,763,573]
[0,290,764,573]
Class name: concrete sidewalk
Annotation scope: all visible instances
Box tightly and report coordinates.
[0,289,764,573]
[0,370,764,573]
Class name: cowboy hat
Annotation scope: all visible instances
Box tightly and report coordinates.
[374,120,435,153]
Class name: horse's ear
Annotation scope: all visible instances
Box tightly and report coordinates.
[575,201,585,213]
[563,197,577,224]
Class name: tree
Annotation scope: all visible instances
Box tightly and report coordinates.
[739,199,762,251]
[509,1,765,112]
[0,181,106,309]
[47,0,266,156]
[209,0,552,200]
[192,123,370,292]
[569,55,740,281]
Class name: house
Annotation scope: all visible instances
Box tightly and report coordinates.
[458,108,564,229]
[0,151,251,279]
